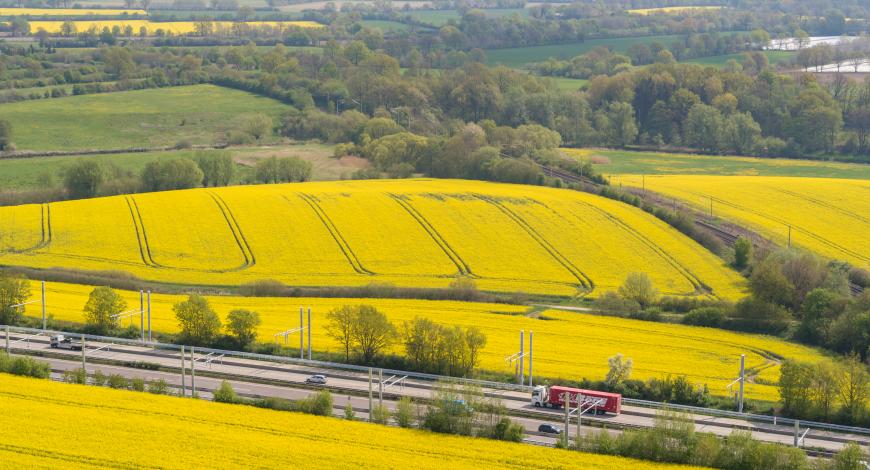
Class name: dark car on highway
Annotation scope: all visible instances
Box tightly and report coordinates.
[538,424,562,434]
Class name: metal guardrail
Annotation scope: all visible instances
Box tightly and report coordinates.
[623,398,870,437]
[1,325,533,394]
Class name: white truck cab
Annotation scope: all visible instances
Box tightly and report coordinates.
[531,385,548,407]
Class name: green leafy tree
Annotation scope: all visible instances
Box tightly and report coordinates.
[244,114,273,141]
[617,272,658,308]
[141,159,203,192]
[195,151,235,187]
[733,236,752,269]
[226,309,260,349]
[605,353,633,386]
[83,286,127,335]
[0,120,12,150]
[351,305,397,364]
[0,273,30,325]
[174,294,221,345]
[63,160,104,199]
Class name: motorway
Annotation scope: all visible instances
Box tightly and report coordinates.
[4,331,869,453]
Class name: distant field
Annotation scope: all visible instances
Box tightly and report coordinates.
[619,175,870,268]
[0,179,745,298]
[359,19,414,31]
[0,7,144,16]
[563,148,870,179]
[683,51,795,68]
[410,8,527,26]
[0,374,696,469]
[0,143,346,191]
[485,35,684,68]
[627,6,723,15]
[0,85,292,151]
[546,76,588,91]
[26,19,322,35]
[28,280,827,399]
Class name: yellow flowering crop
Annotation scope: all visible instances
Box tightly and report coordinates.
[28,280,828,400]
[627,6,722,15]
[25,19,322,35]
[0,179,745,298]
[619,175,870,268]
[0,7,145,16]
[0,374,699,469]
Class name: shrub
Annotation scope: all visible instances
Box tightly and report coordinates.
[130,377,146,392]
[4,355,50,378]
[371,404,390,424]
[214,380,239,403]
[394,397,415,428]
[106,374,129,389]
[62,367,87,384]
[297,389,333,416]
[683,307,726,328]
[147,379,170,395]
[92,369,108,386]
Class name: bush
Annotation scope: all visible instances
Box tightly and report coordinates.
[130,377,146,392]
[3,355,50,379]
[239,279,287,296]
[147,378,170,395]
[106,374,129,389]
[297,389,333,416]
[92,369,108,386]
[371,404,390,424]
[62,367,87,384]
[141,158,203,192]
[683,307,726,328]
[214,380,239,403]
[394,397,415,428]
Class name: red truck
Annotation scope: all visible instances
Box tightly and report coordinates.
[531,385,622,415]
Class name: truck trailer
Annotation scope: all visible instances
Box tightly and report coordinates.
[531,385,622,415]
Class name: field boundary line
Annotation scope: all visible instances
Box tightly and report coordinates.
[208,192,256,271]
[575,199,709,296]
[125,195,159,268]
[387,193,474,277]
[474,194,593,291]
[294,194,374,276]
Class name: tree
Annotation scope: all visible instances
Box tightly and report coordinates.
[778,360,813,416]
[10,17,29,37]
[605,353,633,386]
[796,288,844,345]
[351,305,396,364]
[103,47,134,77]
[226,309,260,349]
[254,156,312,183]
[174,294,221,345]
[733,236,752,269]
[83,286,127,335]
[836,355,870,424]
[0,120,12,151]
[63,160,104,199]
[244,114,273,141]
[195,151,234,187]
[141,158,203,192]
[684,104,724,152]
[722,112,761,155]
[213,380,238,403]
[0,273,30,325]
[617,272,658,308]
[325,305,356,361]
[750,258,794,307]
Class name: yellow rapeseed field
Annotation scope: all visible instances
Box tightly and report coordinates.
[0,7,145,16]
[618,175,870,268]
[627,6,723,15]
[0,374,698,469]
[26,280,829,400]
[25,19,322,35]
[0,179,746,298]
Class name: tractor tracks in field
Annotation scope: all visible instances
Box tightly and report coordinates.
[208,192,256,271]
[0,203,52,254]
[126,195,161,269]
[474,194,594,292]
[388,193,474,278]
[295,194,374,276]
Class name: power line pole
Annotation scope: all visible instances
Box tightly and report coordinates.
[299,307,304,360]
[738,354,745,413]
[378,368,383,408]
[180,345,186,397]
[139,290,145,343]
[4,325,9,353]
[528,330,534,387]
[368,367,373,422]
[147,290,152,342]
[563,392,570,448]
[81,334,86,371]
[41,280,46,331]
[307,307,312,360]
[190,346,196,398]
[519,330,524,386]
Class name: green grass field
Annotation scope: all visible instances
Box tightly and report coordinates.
[682,51,794,68]
[0,84,291,151]
[566,148,870,179]
[546,76,588,91]
[410,8,527,26]
[359,19,414,31]
[485,35,684,68]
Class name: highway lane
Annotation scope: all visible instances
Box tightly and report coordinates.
[4,331,868,452]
